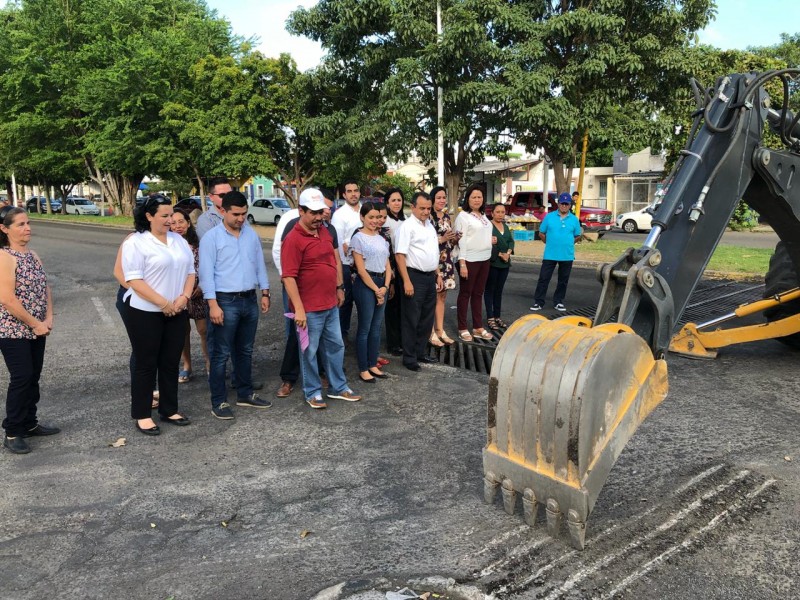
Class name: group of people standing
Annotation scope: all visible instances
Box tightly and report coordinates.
[0,177,581,452]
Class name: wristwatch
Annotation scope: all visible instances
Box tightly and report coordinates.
[262,290,271,298]
[337,284,345,290]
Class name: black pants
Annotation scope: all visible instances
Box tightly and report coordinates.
[0,336,46,437]
[400,268,437,367]
[534,259,573,306]
[339,263,355,340]
[384,276,403,351]
[484,266,510,319]
[121,302,188,419]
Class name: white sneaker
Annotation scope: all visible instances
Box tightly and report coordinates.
[554,303,566,312]
[530,303,543,311]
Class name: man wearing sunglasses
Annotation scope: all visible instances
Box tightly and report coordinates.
[530,192,582,313]
[196,177,233,240]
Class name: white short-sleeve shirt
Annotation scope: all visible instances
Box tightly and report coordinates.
[122,231,195,311]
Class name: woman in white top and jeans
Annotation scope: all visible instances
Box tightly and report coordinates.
[121,195,195,436]
[454,184,493,341]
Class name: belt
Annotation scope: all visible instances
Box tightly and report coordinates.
[367,271,386,278]
[216,290,256,298]
[407,267,436,275]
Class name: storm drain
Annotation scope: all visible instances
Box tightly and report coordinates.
[432,280,766,374]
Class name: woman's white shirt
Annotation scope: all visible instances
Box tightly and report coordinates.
[455,211,492,262]
[122,231,195,311]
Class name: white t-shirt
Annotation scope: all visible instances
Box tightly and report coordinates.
[455,210,493,262]
[272,208,300,276]
[122,231,195,312]
[330,203,362,266]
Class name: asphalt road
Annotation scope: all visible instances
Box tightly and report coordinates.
[0,221,797,600]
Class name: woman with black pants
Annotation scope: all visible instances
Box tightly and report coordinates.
[0,206,57,454]
[120,196,195,435]
[383,188,406,355]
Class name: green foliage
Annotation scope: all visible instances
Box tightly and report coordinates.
[373,173,415,205]
[729,201,759,231]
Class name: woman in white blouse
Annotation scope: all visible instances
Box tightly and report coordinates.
[120,195,195,436]
[454,184,493,341]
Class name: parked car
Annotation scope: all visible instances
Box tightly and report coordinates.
[616,206,654,233]
[65,197,101,215]
[248,197,291,225]
[494,191,613,236]
[26,196,62,213]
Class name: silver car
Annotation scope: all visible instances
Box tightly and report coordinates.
[248,197,291,225]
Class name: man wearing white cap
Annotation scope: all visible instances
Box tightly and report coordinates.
[281,189,361,409]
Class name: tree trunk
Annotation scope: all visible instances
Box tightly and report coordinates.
[193,165,206,212]
[444,139,468,212]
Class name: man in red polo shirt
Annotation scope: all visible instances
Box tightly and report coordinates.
[282,188,362,409]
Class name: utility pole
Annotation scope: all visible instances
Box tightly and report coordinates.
[436,0,444,188]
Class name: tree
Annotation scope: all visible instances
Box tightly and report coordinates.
[0,0,235,215]
[288,0,511,208]
[500,0,716,193]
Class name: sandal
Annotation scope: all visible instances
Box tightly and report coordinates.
[152,390,160,409]
[377,357,390,366]
[487,318,499,330]
[496,318,509,328]
[473,328,494,340]
[178,370,193,384]
[429,331,445,347]
[436,330,455,345]
[458,330,473,342]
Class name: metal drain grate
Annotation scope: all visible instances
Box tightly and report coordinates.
[432,280,766,374]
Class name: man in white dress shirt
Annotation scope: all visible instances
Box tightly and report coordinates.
[329,179,362,342]
[393,192,443,371]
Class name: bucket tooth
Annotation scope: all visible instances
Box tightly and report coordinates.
[522,488,538,526]
[545,498,563,537]
[567,509,587,550]
[501,479,517,515]
[483,471,499,504]
[483,315,669,548]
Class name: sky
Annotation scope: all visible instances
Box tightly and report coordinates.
[204,0,797,72]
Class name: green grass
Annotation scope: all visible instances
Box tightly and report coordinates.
[575,239,771,276]
[27,211,133,228]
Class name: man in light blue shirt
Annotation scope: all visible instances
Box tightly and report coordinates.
[199,191,271,419]
[195,177,232,240]
[530,192,582,312]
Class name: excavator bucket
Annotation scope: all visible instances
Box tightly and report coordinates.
[483,314,668,549]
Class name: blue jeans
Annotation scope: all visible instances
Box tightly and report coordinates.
[353,274,387,372]
[299,307,348,401]
[207,293,259,407]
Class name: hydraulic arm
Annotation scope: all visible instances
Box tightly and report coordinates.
[484,70,800,548]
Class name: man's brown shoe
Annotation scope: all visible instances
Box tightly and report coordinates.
[276,381,294,398]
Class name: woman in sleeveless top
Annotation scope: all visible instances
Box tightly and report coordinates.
[0,207,59,454]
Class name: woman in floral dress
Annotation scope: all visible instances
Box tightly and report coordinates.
[430,186,457,345]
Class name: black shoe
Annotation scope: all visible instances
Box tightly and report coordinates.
[159,414,191,426]
[23,423,61,437]
[389,347,404,356]
[359,374,376,383]
[236,394,272,408]
[135,421,161,436]
[419,356,439,364]
[368,369,388,379]
[404,363,421,372]
[4,435,31,454]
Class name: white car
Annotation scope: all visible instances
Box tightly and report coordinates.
[248,197,291,225]
[65,197,101,215]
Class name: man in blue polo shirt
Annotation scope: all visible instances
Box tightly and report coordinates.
[530,192,582,312]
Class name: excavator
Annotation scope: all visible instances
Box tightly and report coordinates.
[483,69,800,549]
